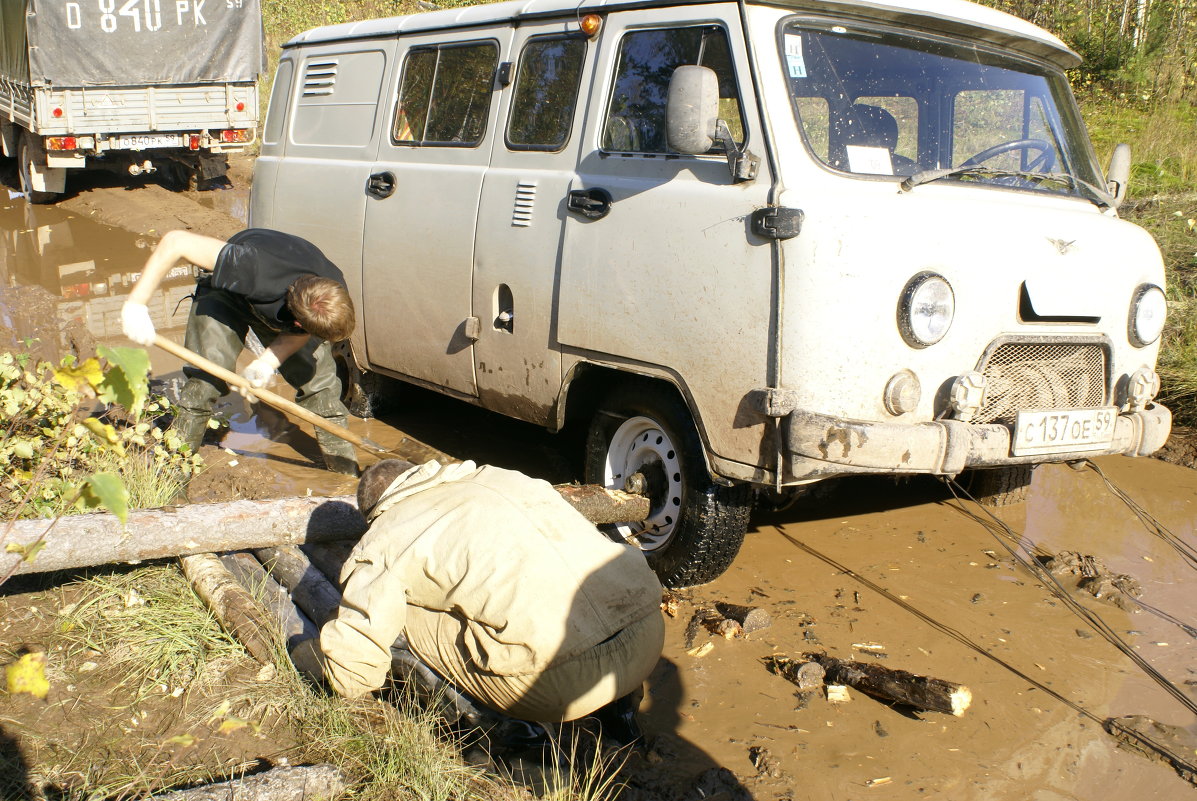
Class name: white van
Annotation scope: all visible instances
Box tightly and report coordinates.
[250,0,1171,586]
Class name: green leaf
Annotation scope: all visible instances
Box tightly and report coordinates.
[96,346,150,416]
[80,473,129,524]
[5,540,46,563]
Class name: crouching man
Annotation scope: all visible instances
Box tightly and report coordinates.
[291,458,664,727]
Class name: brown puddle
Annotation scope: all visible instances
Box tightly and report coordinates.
[3,189,1197,798]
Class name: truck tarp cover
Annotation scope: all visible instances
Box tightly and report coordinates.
[1,0,263,87]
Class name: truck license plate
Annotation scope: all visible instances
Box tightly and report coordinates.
[1012,407,1118,455]
[116,134,180,150]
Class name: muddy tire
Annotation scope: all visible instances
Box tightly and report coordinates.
[584,381,751,588]
[965,465,1033,506]
[335,347,395,419]
[18,134,56,204]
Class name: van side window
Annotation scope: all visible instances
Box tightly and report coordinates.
[603,26,744,154]
[393,41,498,146]
[506,36,586,151]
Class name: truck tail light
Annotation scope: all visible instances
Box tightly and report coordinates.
[235,101,246,112]
[189,135,201,150]
[219,129,253,143]
[52,107,64,118]
[46,136,78,150]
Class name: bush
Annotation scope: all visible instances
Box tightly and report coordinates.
[0,347,202,521]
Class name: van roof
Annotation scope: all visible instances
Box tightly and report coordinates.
[284,0,1080,69]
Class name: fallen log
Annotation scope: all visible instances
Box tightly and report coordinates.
[179,553,277,664]
[221,552,318,650]
[301,541,356,590]
[4,483,647,577]
[805,652,972,716]
[255,545,343,628]
[714,602,772,634]
[150,763,350,800]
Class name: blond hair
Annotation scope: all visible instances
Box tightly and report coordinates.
[286,276,355,341]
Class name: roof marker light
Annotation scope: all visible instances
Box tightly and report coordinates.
[579,14,601,36]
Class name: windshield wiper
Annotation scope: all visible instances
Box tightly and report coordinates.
[899,166,1116,209]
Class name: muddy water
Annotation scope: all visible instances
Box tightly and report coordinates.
[4,189,1197,798]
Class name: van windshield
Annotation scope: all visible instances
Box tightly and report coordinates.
[780,19,1104,200]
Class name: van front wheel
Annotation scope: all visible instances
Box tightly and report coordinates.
[584,383,751,588]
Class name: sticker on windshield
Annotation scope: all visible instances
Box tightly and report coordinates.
[784,34,807,78]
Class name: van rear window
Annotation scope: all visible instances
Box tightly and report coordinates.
[394,41,498,146]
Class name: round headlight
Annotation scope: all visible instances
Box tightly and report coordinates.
[1129,284,1166,347]
[898,272,954,348]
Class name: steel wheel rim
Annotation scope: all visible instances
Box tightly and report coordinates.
[603,415,683,551]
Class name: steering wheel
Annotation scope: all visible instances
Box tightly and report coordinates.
[962,138,1055,172]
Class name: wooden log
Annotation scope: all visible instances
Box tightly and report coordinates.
[764,655,826,691]
[4,496,365,577]
[553,484,651,526]
[255,545,343,628]
[221,552,318,650]
[714,602,772,634]
[149,763,350,800]
[179,553,277,664]
[5,483,647,577]
[806,652,971,716]
[301,542,357,590]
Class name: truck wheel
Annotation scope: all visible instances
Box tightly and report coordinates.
[964,465,1033,506]
[584,382,751,588]
[17,136,56,204]
[334,346,394,419]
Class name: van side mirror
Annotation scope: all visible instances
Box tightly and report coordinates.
[667,65,720,154]
[1107,143,1131,208]
[667,65,759,183]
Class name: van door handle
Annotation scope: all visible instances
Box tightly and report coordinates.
[567,188,612,220]
[366,171,396,199]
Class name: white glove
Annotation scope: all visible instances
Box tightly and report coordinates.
[120,302,156,346]
[235,350,281,402]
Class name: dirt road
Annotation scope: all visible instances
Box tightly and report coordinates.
[2,160,1196,800]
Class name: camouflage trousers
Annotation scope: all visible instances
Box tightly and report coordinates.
[172,281,358,474]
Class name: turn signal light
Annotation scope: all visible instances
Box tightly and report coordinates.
[579,14,601,36]
[220,129,253,143]
[46,136,78,150]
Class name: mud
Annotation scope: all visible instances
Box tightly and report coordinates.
[2,157,1197,800]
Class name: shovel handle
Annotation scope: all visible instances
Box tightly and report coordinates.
[152,334,396,459]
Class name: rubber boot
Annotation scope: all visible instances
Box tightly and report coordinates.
[171,408,212,455]
[587,692,642,748]
[316,415,360,476]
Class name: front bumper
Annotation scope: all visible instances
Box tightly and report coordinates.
[782,403,1172,482]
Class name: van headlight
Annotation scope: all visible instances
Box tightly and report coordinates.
[1129,284,1166,347]
[898,272,954,348]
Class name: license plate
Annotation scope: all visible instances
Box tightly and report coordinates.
[1012,407,1118,455]
[116,134,180,150]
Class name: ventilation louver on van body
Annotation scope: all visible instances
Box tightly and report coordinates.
[302,60,339,96]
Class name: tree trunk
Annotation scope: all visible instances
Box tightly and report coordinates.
[221,551,317,649]
[4,484,648,577]
[179,553,278,664]
[149,764,350,800]
[806,653,972,716]
[255,545,343,628]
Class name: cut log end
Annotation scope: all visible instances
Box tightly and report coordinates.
[950,686,972,716]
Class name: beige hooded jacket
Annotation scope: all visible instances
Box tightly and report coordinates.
[312,460,662,699]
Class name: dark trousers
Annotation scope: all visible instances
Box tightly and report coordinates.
[173,282,357,471]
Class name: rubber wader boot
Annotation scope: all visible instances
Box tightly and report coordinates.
[172,409,212,455]
[317,415,360,476]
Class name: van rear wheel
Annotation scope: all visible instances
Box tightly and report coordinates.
[584,382,751,588]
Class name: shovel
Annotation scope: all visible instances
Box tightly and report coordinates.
[152,334,448,463]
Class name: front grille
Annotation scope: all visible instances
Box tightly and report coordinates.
[974,342,1107,425]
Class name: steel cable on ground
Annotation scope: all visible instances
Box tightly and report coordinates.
[772,510,1197,778]
[1081,459,1197,571]
[941,477,1197,718]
